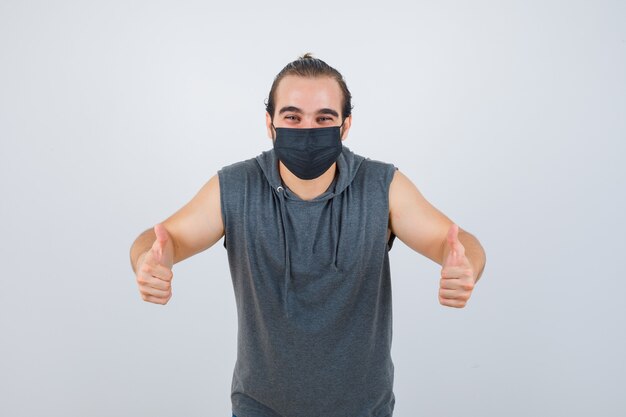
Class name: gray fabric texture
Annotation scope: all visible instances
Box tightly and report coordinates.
[218,145,398,417]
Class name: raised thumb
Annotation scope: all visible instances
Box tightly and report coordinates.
[444,223,466,264]
[446,223,459,249]
[152,223,169,261]
[154,223,170,245]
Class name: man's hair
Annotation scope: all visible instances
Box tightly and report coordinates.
[265,53,353,121]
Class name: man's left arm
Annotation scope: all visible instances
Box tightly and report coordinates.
[388,170,487,308]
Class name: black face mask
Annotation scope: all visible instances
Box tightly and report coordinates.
[272,122,344,180]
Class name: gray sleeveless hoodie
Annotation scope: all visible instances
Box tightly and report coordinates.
[218,145,398,417]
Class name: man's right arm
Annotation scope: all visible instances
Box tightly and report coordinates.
[129,173,224,273]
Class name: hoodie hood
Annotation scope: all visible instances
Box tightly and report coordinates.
[254,145,365,318]
[255,145,365,201]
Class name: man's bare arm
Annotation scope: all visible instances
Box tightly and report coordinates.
[388,170,455,264]
[129,173,224,273]
[388,169,486,292]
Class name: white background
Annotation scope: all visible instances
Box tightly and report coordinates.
[1,1,625,416]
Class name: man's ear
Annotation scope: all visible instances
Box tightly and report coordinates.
[340,114,353,141]
[265,112,275,140]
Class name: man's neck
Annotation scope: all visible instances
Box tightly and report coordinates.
[278,162,337,201]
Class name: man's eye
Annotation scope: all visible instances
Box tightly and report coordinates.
[318,117,333,122]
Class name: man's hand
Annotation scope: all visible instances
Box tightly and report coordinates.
[439,224,476,308]
[135,223,175,305]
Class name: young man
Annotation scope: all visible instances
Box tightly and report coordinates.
[130,54,486,417]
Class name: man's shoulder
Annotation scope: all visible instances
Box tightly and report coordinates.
[218,155,263,177]
[355,153,397,176]
[344,151,398,193]
[219,155,258,170]
[362,157,395,168]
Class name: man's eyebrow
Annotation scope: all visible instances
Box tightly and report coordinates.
[278,106,303,114]
[277,106,340,118]
[317,108,340,118]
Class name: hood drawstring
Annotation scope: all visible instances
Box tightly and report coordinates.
[275,185,292,318]
[329,191,340,271]
[257,147,365,320]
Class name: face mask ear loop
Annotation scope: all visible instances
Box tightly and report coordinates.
[339,117,346,139]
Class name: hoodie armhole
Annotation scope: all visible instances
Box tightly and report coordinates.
[217,169,228,250]
[386,165,399,251]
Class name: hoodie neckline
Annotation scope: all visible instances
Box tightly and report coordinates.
[255,145,364,202]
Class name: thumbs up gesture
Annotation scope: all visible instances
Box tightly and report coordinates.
[135,224,175,305]
[439,224,476,308]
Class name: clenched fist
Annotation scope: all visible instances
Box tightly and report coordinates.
[135,223,175,305]
[439,223,476,308]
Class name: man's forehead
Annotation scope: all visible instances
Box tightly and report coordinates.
[274,75,342,111]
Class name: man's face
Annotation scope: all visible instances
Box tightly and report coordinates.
[266,75,352,140]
